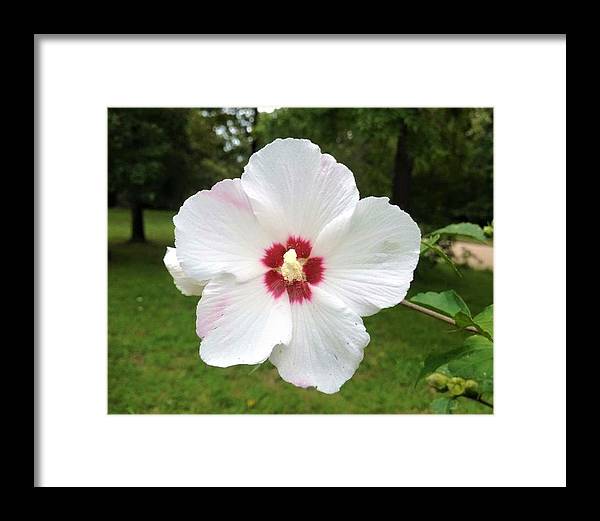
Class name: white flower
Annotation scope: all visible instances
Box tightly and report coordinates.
[165,138,421,394]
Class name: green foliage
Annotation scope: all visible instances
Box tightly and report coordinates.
[258,108,493,227]
[419,323,493,412]
[108,107,492,241]
[109,107,492,230]
[420,234,463,276]
[483,221,494,239]
[108,108,262,212]
[416,335,491,385]
[108,108,193,209]
[409,290,470,318]
[410,282,493,413]
[472,305,493,339]
[187,108,259,186]
[448,349,493,393]
[431,396,457,414]
[411,223,494,415]
[419,221,489,277]
[432,223,488,243]
[410,288,493,340]
[257,108,395,198]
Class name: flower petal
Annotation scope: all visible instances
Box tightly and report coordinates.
[241,138,359,243]
[312,197,421,317]
[197,275,292,368]
[269,286,370,394]
[163,247,206,296]
[174,178,273,282]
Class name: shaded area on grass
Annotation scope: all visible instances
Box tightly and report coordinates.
[108,209,493,414]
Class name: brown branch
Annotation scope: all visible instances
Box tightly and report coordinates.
[474,396,494,409]
[400,299,481,335]
[463,394,494,409]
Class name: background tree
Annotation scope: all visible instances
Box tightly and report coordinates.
[258,107,493,229]
[108,107,493,241]
[108,108,192,242]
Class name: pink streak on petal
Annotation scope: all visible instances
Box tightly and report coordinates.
[209,180,252,212]
[196,298,229,338]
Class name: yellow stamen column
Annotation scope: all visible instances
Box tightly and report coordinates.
[281,249,305,283]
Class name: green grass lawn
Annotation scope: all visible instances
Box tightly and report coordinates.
[108,208,493,414]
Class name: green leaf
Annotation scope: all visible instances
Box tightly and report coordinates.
[447,336,493,393]
[415,335,492,385]
[420,238,462,276]
[420,233,440,254]
[461,335,493,350]
[448,349,493,386]
[410,290,470,318]
[454,311,476,329]
[430,396,457,414]
[432,223,487,243]
[409,292,493,340]
[480,380,494,395]
[473,305,493,340]
[453,310,493,341]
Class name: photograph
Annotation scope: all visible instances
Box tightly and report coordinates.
[108,107,494,414]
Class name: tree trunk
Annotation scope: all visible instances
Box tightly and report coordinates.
[391,120,413,211]
[251,108,259,154]
[130,202,146,243]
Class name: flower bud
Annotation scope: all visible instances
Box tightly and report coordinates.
[426,372,449,391]
[465,379,478,392]
[447,377,467,396]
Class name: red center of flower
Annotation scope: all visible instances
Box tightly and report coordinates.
[262,236,324,303]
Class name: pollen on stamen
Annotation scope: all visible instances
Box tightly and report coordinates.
[281,248,305,283]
